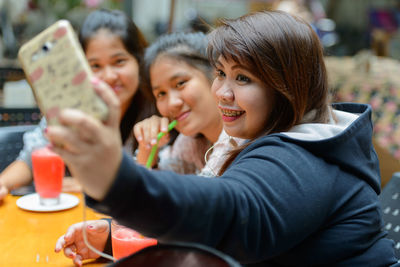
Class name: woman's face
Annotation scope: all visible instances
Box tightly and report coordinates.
[85,29,139,116]
[150,56,221,142]
[211,56,273,139]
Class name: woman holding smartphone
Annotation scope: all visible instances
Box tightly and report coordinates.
[46,11,398,266]
[54,31,247,267]
[0,9,155,200]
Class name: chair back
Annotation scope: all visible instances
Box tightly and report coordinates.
[379,172,400,258]
[0,125,36,172]
[108,242,242,267]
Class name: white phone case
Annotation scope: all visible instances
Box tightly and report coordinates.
[18,20,108,125]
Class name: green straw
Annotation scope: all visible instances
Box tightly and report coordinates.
[145,120,177,168]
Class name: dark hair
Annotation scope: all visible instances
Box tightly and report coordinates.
[79,9,156,150]
[144,31,213,88]
[207,11,331,174]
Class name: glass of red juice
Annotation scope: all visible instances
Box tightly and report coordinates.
[31,146,65,206]
[111,220,157,260]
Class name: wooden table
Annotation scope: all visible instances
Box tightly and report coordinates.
[0,193,109,266]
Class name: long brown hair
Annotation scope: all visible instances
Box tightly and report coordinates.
[207,11,331,174]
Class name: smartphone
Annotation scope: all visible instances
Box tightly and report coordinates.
[18,20,108,125]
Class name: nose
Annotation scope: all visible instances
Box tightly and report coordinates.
[214,82,234,103]
[168,90,184,112]
[97,66,117,85]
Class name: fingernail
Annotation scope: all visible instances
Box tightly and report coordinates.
[161,127,167,132]
[137,136,142,142]
[87,225,94,229]
[151,139,157,145]
[44,128,48,133]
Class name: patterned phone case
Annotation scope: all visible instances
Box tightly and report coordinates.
[18,20,108,125]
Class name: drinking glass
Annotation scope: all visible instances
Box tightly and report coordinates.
[111,220,157,260]
[31,146,65,206]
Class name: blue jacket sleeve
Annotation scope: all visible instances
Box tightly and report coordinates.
[85,139,383,264]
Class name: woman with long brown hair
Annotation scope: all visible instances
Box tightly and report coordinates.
[46,11,399,266]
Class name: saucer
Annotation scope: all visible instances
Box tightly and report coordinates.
[16,193,79,212]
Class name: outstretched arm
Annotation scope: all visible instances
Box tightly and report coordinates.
[45,78,122,200]
[0,160,32,200]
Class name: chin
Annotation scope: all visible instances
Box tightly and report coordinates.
[179,127,198,137]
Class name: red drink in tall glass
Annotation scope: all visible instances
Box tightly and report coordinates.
[32,146,65,205]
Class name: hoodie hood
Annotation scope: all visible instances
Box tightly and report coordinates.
[280,103,381,193]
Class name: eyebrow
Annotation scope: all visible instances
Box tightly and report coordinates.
[111,52,129,58]
[152,72,189,91]
[215,60,223,68]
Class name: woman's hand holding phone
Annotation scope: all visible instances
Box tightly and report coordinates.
[45,78,122,201]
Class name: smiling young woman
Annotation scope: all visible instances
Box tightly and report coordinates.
[46,11,399,266]
[133,32,241,175]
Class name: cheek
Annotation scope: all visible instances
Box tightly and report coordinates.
[179,88,196,107]
[124,69,139,88]
[191,84,212,106]
[247,92,272,131]
[120,62,139,85]
[156,101,168,117]
[200,91,216,110]
[210,80,220,99]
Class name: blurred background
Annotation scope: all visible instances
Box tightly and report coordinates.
[1,0,400,61]
[1,0,400,186]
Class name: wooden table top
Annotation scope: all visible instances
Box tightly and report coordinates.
[0,193,109,266]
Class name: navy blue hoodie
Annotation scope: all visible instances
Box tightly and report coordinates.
[87,103,399,266]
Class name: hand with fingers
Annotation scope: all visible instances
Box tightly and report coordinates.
[55,220,110,267]
[45,78,123,201]
[133,115,172,168]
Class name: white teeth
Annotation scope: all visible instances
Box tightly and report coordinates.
[221,110,244,117]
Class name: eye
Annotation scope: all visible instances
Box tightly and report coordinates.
[236,74,250,83]
[175,79,187,89]
[115,58,127,66]
[90,63,101,72]
[215,69,225,78]
[154,90,166,99]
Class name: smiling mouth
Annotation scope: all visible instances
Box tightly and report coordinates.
[220,109,245,117]
[111,85,123,92]
[220,109,245,122]
[175,111,190,122]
